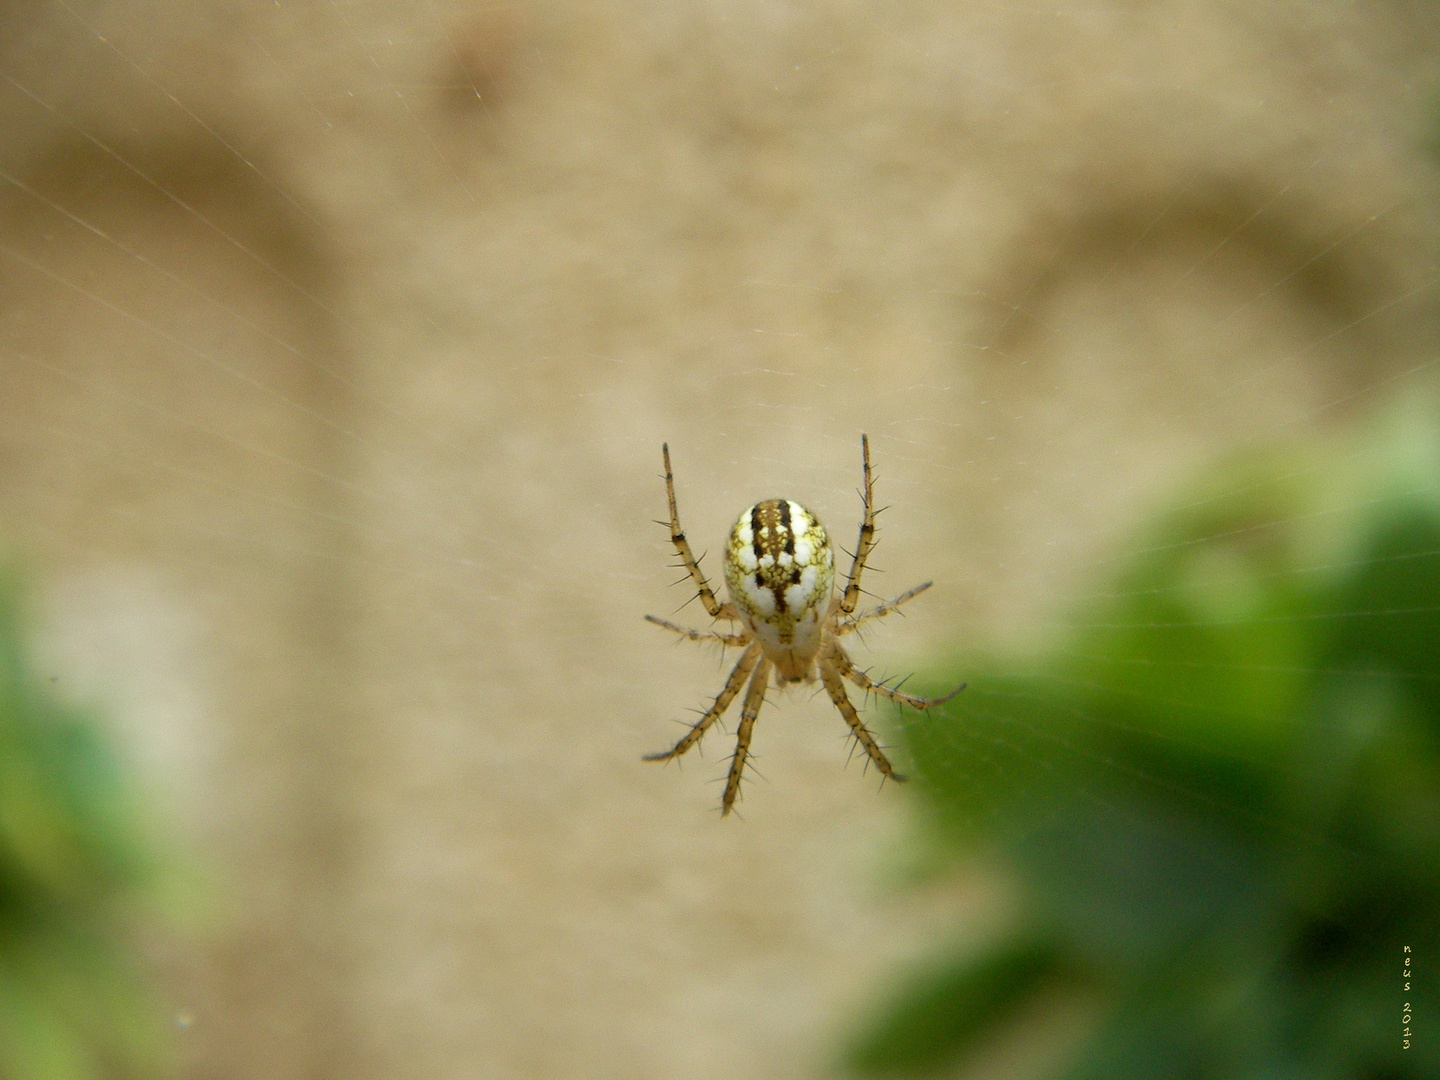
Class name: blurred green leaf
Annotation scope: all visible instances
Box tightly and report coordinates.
[847,938,1072,1075]
[0,570,170,1080]
[850,392,1440,1079]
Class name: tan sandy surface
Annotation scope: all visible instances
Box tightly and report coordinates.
[1,2,1437,1077]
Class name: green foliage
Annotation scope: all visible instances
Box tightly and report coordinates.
[0,573,168,1080]
[848,397,1440,1079]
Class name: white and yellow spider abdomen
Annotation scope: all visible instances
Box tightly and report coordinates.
[723,499,834,677]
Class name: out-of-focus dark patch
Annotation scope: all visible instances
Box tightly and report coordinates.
[439,7,523,114]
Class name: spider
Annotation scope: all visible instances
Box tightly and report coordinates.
[643,434,964,816]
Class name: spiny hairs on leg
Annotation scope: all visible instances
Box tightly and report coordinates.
[838,433,877,616]
[722,656,772,816]
[830,642,965,710]
[818,655,904,782]
[834,581,933,636]
[662,443,725,619]
[644,614,749,647]
[644,643,761,764]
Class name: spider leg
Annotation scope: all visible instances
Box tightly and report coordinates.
[644,643,761,763]
[644,614,750,647]
[722,656,772,816]
[830,642,965,709]
[834,581,932,636]
[661,443,726,619]
[818,654,905,782]
[838,434,878,615]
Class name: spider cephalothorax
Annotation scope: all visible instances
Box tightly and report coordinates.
[644,435,963,816]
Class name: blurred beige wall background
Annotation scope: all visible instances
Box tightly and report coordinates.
[1,1,1436,1077]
